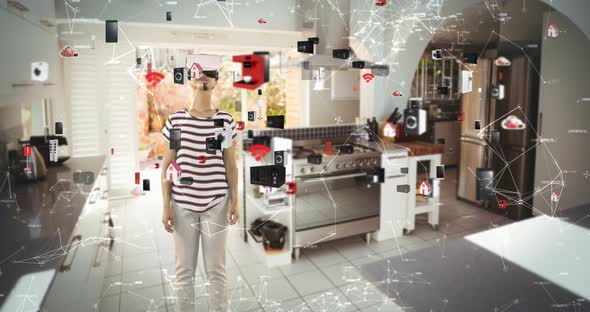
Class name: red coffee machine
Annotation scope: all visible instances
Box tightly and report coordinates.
[232,51,269,90]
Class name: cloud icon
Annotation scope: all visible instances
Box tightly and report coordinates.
[59,46,79,58]
[495,56,511,67]
[501,115,526,130]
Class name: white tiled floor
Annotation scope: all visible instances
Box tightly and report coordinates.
[98,168,512,311]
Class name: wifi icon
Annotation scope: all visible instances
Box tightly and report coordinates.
[145,71,165,87]
[248,144,270,161]
[362,73,375,83]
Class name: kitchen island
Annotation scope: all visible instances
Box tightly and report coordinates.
[0,156,109,312]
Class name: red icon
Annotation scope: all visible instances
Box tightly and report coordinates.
[392,90,402,96]
[248,144,270,161]
[498,72,503,81]
[353,85,358,92]
[325,141,333,156]
[23,145,32,157]
[155,163,160,169]
[501,115,526,130]
[145,71,165,87]
[375,0,386,6]
[258,18,267,24]
[362,73,375,83]
[111,147,115,156]
[551,191,560,203]
[237,121,245,131]
[189,62,204,79]
[147,63,152,73]
[499,200,507,209]
[59,46,79,58]
[457,111,464,122]
[135,172,140,185]
[286,182,297,195]
[200,155,207,164]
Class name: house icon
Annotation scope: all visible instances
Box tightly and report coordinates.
[189,62,203,79]
[547,24,559,38]
[166,161,182,183]
[551,191,560,203]
[419,180,432,196]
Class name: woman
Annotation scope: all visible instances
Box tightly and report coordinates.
[160,64,239,312]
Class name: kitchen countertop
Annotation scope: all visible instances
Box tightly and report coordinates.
[0,156,105,306]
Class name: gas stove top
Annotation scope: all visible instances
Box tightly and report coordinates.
[292,142,381,177]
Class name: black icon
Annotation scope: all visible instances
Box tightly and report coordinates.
[274,151,284,166]
[143,179,150,191]
[338,144,353,154]
[213,119,224,127]
[397,184,411,193]
[436,165,445,179]
[332,49,350,59]
[431,49,442,60]
[250,165,286,188]
[248,111,256,121]
[266,115,284,129]
[475,120,481,130]
[437,86,449,95]
[166,11,172,21]
[307,154,322,165]
[206,137,222,154]
[173,67,185,85]
[463,53,478,64]
[476,168,494,200]
[105,20,118,43]
[297,40,314,54]
[136,58,142,65]
[169,128,181,150]
[179,177,193,185]
[352,61,365,69]
[55,122,63,135]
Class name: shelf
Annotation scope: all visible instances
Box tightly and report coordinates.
[415,199,438,214]
[246,194,291,215]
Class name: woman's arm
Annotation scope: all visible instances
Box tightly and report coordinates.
[161,145,177,233]
[223,139,240,225]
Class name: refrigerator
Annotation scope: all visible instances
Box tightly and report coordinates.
[457,46,539,220]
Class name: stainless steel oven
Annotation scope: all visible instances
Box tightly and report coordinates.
[291,141,382,258]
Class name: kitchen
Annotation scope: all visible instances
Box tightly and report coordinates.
[1,0,590,311]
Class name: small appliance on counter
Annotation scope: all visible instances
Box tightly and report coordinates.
[29,135,71,166]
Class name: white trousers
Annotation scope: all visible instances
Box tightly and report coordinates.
[172,198,228,312]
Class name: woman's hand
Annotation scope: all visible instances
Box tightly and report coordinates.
[162,205,175,233]
[227,201,240,225]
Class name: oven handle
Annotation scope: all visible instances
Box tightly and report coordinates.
[298,172,367,183]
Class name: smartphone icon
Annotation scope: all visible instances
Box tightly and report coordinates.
[170,128,181,150]
[105,20,118,43]
[143,179,150,191]
[166,11,172,21]
[475,120,481,131]
[436,165,445,180]
[55,122,63,135]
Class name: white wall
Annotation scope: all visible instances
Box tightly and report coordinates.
[533,10,590,213]
[54,0,301,31]
[0,1,64,144]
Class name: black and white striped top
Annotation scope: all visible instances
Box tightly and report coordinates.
[162,109,236,212]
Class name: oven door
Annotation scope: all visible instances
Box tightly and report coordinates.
[293,170,381,233]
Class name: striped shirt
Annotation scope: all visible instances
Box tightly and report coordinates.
[162,109,236,212]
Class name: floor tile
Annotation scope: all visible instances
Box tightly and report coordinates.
[278,255,316,276]
[122,267,164,290]
[251,277,300,303]
[320,263,364,287]
[122,252,161,273]
[97,294,120,312]
[261,297,310,312]
[339,281,388,309]
[303,246,349,268]
[101,274,122,298]
[287,270,335,297]
[120,285,166,312]
[239,262,284,285]
[303,288,357,312]
[227,286,261,312]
